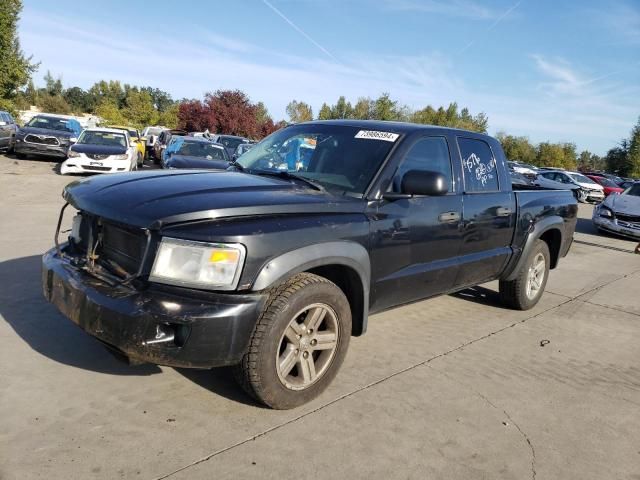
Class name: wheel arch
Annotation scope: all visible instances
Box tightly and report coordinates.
[502,216,564,281]
[251,241,371,336]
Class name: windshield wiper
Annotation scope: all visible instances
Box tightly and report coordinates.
[251,170,326,192]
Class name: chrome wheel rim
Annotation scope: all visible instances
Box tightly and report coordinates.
[526,252,546,300]
[276,303,339,391]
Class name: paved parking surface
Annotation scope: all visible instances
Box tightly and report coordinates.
[1,154,639,480]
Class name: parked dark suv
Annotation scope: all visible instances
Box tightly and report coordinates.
[0,111,18,153]
[14,114,83,160]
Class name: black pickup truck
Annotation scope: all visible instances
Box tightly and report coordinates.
[42,121,577,409]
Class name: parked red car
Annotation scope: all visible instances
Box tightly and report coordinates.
[585,175,624,196]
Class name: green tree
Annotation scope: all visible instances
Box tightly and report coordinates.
[286,100,313,123]
[561,142,577,170]
[43,70,63,96]
[157,103,179,129]
[63,86,93,113]
[536,142,566,168]
[627,117,640,178]
[605,140,629,176]
[0,0,38,114]
[352,97,373,119]
[372,93,401,121]
[24,78,38,106]
[38,94,71,114]
[123,89,158,128]
[495,133,537,164]
[96,100,126,125]
[317,103,332,120]
[331,96,353,119]
[89,80,125,109]
[141,86,174,112]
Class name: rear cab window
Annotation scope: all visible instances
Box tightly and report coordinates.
[458,137,499,192]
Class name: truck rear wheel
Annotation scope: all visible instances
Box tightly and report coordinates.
[234,273,351,409]
[499,239,550,310]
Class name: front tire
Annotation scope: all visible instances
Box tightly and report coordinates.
[499,239,550,310]
[234,273,351,409]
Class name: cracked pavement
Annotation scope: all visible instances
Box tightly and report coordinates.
[1,156,639,479]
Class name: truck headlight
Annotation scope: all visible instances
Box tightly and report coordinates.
[149,238,245,290]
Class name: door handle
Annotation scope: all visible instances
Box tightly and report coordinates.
[496,207,512,217]
[438,211,461,223]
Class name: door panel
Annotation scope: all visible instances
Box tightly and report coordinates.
[455,137,516,287]
[369,135,463,311]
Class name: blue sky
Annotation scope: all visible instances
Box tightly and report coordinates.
[19,0,640,155]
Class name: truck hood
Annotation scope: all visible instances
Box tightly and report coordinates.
[605,192,640,215]
[63,170,365,229]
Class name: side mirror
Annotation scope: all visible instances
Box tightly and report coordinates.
[401,170,448,196]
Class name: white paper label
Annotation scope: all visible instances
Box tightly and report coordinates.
[354,130,399,142]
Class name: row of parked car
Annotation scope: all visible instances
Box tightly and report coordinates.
[0,111,257,174]
[508,161,640,240]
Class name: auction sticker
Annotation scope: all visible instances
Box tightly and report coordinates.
[354,130,399,142]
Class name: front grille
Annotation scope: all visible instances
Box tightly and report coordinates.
[81,165,111,172]
[87,153,110,160]
[25,134,60,146]
[616,213,640,223]
[101,222,147,274]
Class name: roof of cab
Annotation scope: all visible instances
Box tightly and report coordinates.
[84,127,130,136]
[294,119,491,137]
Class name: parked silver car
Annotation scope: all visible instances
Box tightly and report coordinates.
[0,111,18,153]
[593,182,640,239]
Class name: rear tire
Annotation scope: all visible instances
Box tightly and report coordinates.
[234,273,351,409]
[137,152,143,167]
[499,239,550,310]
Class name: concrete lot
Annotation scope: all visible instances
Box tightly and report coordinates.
[1,154,639,480]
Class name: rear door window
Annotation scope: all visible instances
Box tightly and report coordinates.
[458,137,499,192]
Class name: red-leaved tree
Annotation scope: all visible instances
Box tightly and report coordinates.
[177,89,283,139]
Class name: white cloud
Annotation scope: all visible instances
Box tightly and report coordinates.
[17,9,640,155]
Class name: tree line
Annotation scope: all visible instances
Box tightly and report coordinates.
[1,1,638,176]
[496,120,640,178]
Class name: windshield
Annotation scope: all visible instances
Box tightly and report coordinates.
[177,141,228,160]
[624,184,640,196]
[128,129,138,138]
[593,176,618,188]
[27,116,73,132]
[78,131,126,147]
[144,127,163,136]
[218,137,246,149]
[236,124,400,195]
[569,173,597,184]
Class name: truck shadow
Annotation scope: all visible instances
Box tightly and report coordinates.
[0,254,260,405]
[0,255,160,376]
[451,285,508,309]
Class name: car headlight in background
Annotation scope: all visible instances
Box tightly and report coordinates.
[112,154,129,160]
[67,150,80,158]
[598,206,613,218]
[149,238,246,290]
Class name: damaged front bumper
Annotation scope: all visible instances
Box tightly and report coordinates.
[42,246,267,368]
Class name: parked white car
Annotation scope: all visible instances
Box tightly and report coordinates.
[537,170,605,203]
[141,126,166,157]
[60,128,138,175]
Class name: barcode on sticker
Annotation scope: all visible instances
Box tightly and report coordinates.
[354,130,399,142]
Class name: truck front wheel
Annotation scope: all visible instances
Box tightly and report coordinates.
[234,273,351,409]
[499,239,550,310]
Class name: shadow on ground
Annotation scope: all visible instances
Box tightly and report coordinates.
[451,285,508,309]
[0,254,261,404]
[0,255,160,375]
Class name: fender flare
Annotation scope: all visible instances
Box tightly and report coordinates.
[502,216,564,281]
[251,241,371,333]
